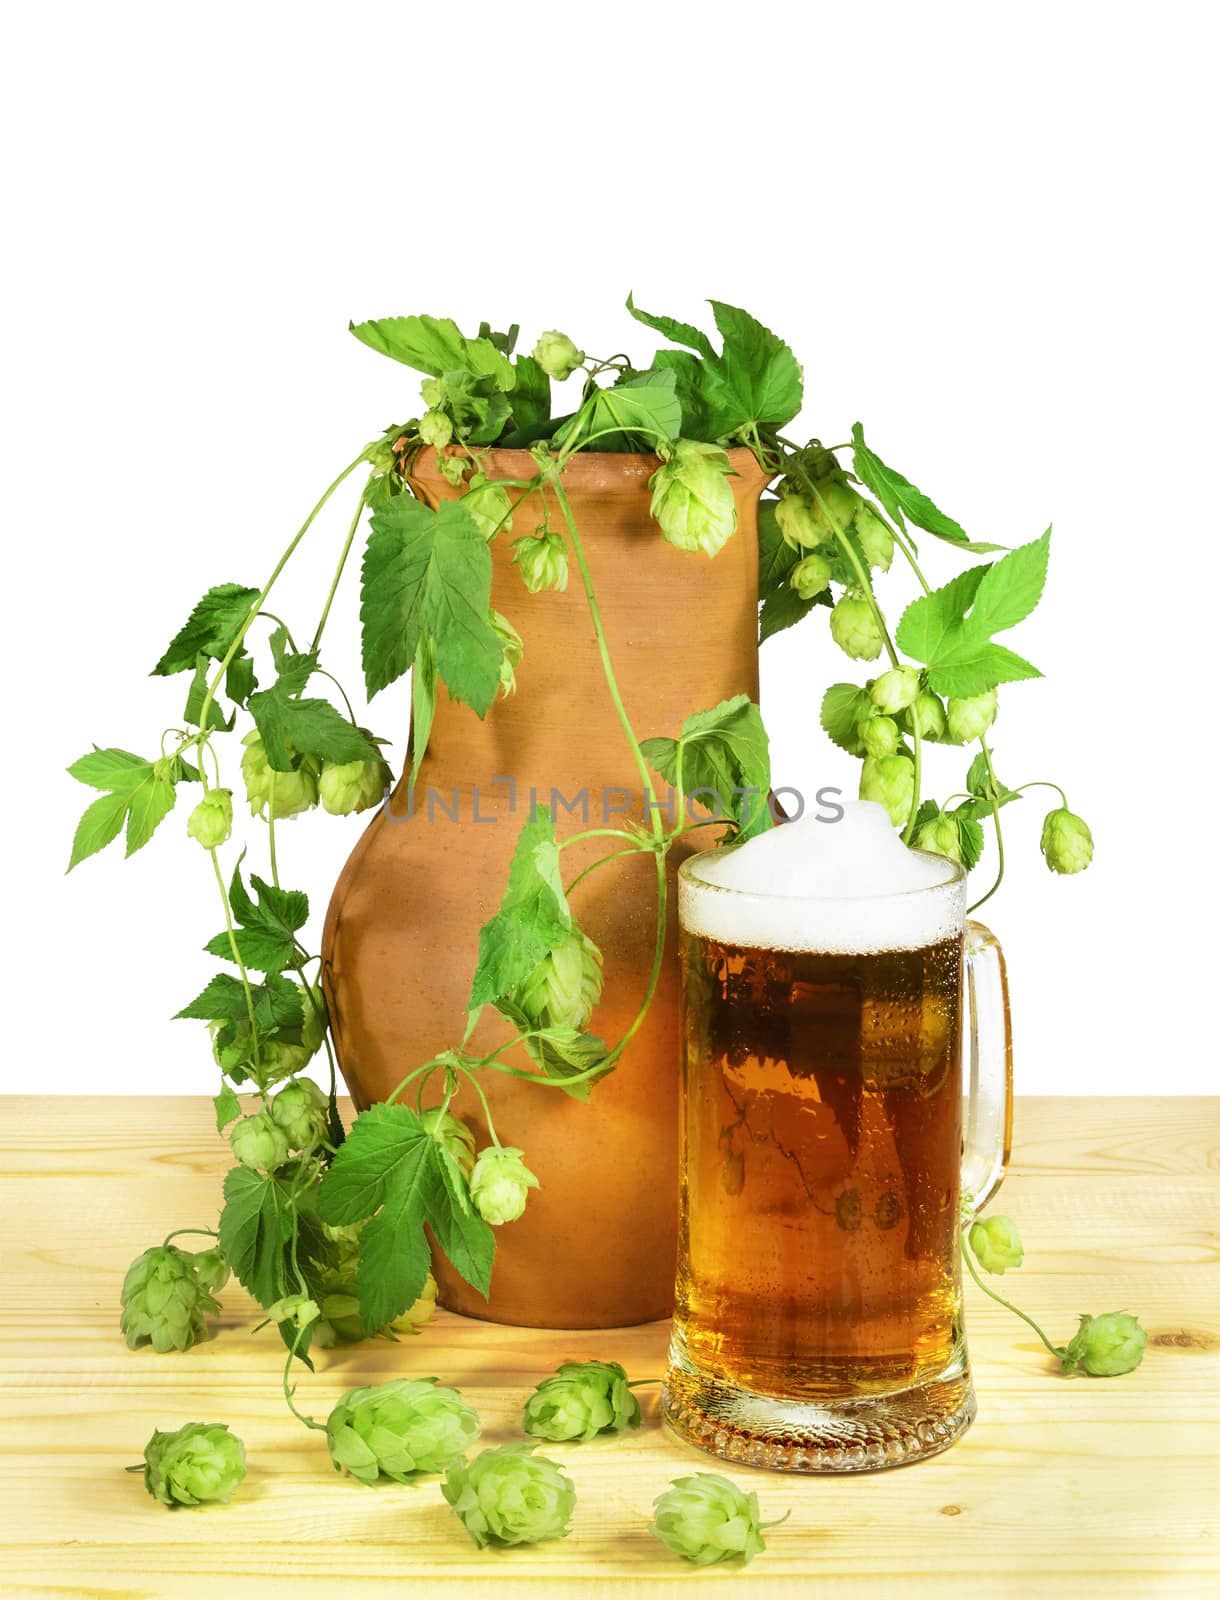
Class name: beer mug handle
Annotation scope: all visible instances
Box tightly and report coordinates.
[960,919,1014,1214]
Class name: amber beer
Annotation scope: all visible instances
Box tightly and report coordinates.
[673,924,963,1401]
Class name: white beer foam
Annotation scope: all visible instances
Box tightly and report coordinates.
[680,801,963,954]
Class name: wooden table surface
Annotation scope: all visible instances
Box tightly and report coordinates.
[1,1095,1217,1599]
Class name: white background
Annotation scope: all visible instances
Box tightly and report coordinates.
[3,3,1215,1095]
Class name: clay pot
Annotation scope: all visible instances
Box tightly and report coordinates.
[321,446,769,1327]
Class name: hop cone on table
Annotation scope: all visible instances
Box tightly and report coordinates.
[442,1443,575,1548]
[650,1473,779,1567]
[522,1359,641,1443]
[1061,1312,1147,1377]
[141,1421,246,1507]
[120,1245,222,1353]
[326,1377,479,1485]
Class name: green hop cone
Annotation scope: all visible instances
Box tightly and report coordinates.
[1040,807,1094,874]
[229,1109,290,1171]
[512,929,604,1031]
[532,330,585,381]
[791,552,832,600]
[420,376,445,409]
[854,504,894,570]
[907,691,948,739]
[914,813,963,865]
[650,1473,777,1568]
[649,440,738,558]
[186,788,233,850]
[870,667,920,715]
[830,594,885,661]
[969,1214,1024,1274]
[387,1271,439,1336]
[418,409,454,448]
[141,1422,246,1508]
[811,477,861,536]
[946,688,998,742]
[859,715,900,758]
[470,1146,539,1226]
[522,1359,641,1443]
[264,1293,320,1332]
[319,752,391,816]
[491,610,523,698]
[189,1247,230,1296]
[421,1107,477,1178]
[511,530,569,593]
[120,1246,221,1353]
[462,473,514,540]
[1061,1312,1147,1377]
[774,492,820,550]
[269,1078,328,1151]
[443,1443,576,1549]
[240,731,320,820]
[326,1377,480,1486]
[859,755,915,828]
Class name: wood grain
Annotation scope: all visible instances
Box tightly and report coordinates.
[1,1096,1217,1599]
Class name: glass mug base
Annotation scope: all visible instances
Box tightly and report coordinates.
[662,1336,976,1474]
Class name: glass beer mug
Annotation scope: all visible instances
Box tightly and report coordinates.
[663,804,1012,1472]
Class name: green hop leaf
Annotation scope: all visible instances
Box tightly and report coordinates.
[326,1377,480,1485]
[469,813,571,1009]
[790,552,832,600]
[510,929,604,1033]
[830,595,885,661]
[317,1103,494,1329]
[152,584,260,677]
[522,1359,641,1443]
[640,694,772,843]
[511,530,569,593]
[361,496,503,713]
[67,747,181,868]
[240,732,320,819]
[859,754,915,828]
[319,753,391,816]
[859,715,900,758]
[870,667,920,715]
[229,1110,291,1172]
[969,1214,1025,1274]
[1040,807,1094,874]
[120,1245,222,1353]
[469,1146,539,1226]
[313,1223,439,1347]
[850,425,1003,552]
[946,688,998,742]
[186,788,233,850]
[819,683,873,756]
[648,439,738,558]
[532,330,585,381]
[443,1443,576,1549]
[418,409,454,448]
[650,1473,781,1567]
[269,1079,328,1151]
[420,1107,477,1178]
[1061,1312,1147,1377]
[141,1422,246,1508]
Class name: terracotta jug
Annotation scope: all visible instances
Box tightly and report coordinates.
[321,446,769,1328]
